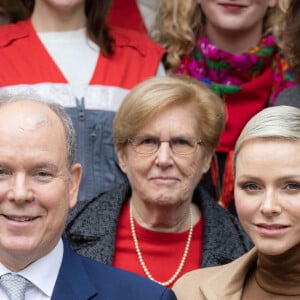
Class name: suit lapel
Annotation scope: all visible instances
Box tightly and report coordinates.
[51,240,99,300]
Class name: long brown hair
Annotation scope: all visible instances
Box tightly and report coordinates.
[0,0,28,23]
[21,0,114,56]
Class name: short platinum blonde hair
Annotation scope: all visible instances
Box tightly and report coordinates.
[113,75,226,155]
[234,105,300,174]
[0,95,76,171]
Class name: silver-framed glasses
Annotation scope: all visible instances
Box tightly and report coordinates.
[127,135,204,156]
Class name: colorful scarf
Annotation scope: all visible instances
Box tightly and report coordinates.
[177,34,294,105]
[177,34,295,209]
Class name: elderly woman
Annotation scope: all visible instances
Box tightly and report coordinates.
[173,105,300,299]
[152,0,294,209]
[65,75,252,288]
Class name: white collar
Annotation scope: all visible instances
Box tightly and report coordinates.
[0,238,64,297]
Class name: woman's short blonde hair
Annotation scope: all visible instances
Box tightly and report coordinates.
[113,75,226,155]
[152,0,290,72]
[234,105,300,175]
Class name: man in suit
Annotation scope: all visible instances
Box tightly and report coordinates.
[0,96,176,300]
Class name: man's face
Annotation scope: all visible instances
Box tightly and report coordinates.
[0,100,81,271]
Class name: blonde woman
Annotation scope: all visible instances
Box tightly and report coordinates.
[174,105,300,299]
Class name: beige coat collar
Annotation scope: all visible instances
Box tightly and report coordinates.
[173,248,257,300]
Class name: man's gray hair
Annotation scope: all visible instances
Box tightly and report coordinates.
[0,95,76,171]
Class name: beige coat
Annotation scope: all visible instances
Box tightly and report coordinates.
[172,248,257,300]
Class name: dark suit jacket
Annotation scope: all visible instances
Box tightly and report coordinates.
[51,240,176,300]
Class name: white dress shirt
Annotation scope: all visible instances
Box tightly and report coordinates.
[0,238,64,300]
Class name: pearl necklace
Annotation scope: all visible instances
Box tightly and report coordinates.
[129,200,194,286]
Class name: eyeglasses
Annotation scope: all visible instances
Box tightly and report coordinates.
[127,135,204,156]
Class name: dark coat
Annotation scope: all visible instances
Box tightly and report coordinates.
[64,182,253,267]
[275,85,300,108]
[53,239,176,300]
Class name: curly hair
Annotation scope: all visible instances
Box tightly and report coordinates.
[280,0,300,82]
[152,0,290,73]
[21,0,114,56]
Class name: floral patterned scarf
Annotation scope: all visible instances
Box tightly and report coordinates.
[177,34,295,209]
[177,34,294,105]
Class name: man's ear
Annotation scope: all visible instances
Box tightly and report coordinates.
[68,163,82,208]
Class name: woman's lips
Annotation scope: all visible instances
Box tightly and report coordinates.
[219,3,246,12]
[256,223,290,236]
[151,177,179,184]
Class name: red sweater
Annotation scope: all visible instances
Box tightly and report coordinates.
[113,201,203,288]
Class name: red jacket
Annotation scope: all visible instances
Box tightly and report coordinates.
[0,19,164,89]
[0,19,165,202]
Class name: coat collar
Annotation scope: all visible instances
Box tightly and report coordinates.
[198,248,257,299]
[65,182,252,266]
[51,239,99,300]
[0,19,30,48]
[198,187,252,266]
[66,182,130,237]
[0,19,161,59]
